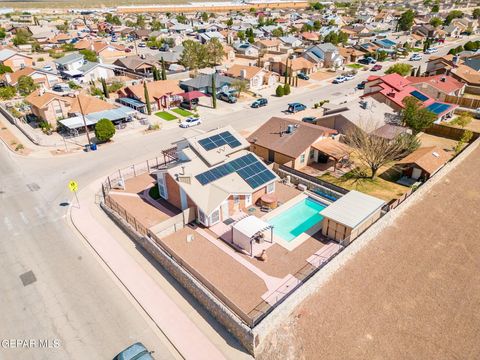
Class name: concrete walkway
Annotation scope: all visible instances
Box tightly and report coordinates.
[70,181,226,360]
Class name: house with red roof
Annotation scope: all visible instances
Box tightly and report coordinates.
[362,73,457,123]
[405,75,465,101]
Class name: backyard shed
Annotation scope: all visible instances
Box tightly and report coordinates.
[232,216,273,256]
[320,190,385,242]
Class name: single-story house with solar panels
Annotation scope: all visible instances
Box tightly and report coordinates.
[320,190,385,242]
[154,126,278,227]
[362,73,457,123]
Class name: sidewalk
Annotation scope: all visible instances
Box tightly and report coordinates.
[70,179,227,360]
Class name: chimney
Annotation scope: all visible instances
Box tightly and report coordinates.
[240,69,247,79]
[440,77,446,82]
[286,124,295,134]
[5,73,11,83]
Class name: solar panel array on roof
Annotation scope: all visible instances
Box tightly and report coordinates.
[410,90,429,102]
[195,154,276,189]
[426,102,451,115]
[197,131,242,151]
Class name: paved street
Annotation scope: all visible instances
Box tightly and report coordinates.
[0,37,475,359]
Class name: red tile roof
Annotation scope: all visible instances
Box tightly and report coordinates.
[405,75,464,94]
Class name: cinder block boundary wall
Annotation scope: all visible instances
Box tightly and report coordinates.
[252,138,480,355]
[100,203,256,354]
[100,139,479,357]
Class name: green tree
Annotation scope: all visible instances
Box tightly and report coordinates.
[271,27,284,37]
[444,10,463,25]
[0,28,7,40]
[17,75,38,96]
[237,31,245,41]
[201,12,209,22]
[143,82,151,115]
[0,64,12,74]
[283,83,291,95]
[79,49,98,62]
[211,74,217,109]
[275,85,284,97]
[429,17,442,28]
[402,97,437,134]
[101,78,109,98]
[205,38,225,66]
[0,86,16,100]
[231,79,248,97]
[385,63,412,76]
[226,18,233,27]
[454,130,473,154]
[13,29,31,46]
[431,4,439,12]
[136,15,146,28]
[450,112,473,128]
[397,9,415,31]
[179,40,207,71]
[161,57,167,80]
[473,8,480,19]
[152,65,159,81]
[94,118,116,142]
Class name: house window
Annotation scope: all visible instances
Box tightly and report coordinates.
[300,154,306,163]
[267,182,275,194]
[198,209,207,225]
[233,195,240,204]
[309,149,315,159]
[245,195,252,207]
[210,209,220,225]
[157,174,168,200]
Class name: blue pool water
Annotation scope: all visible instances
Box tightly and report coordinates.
[268,198,327,242]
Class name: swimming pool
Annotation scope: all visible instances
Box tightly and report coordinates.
[268,198,327,242]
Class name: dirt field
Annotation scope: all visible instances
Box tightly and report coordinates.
[0,120,30,155]
[259,141,480,360]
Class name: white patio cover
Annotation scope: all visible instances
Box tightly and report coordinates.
[233,215,271,238]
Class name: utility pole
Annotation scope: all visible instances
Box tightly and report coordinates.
[77,94,92,147]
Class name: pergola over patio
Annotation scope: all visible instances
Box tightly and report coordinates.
[312,139,353,172]
[231,215,273,257]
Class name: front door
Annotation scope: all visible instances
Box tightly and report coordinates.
[221,201,229,220]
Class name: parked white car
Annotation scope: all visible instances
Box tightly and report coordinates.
[333,76,346,84]
[179,117,201,128]
[344,73,355,81]
[424,47,438,54]
[410,54,422,61]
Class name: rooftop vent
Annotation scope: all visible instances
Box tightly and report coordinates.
[432,151,440,158]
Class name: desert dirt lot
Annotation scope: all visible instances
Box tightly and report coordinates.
[258,141,480,360]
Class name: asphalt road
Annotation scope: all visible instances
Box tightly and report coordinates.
[0,37,475,359]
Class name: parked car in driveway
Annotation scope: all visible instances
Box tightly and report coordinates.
[287,103,306,113]
[179,117,201,128]
[297,72,309,80]
[359,57,376,65]
[180,100,198,110]
[138,42,146,48]
[424,47,438,54]
[410,54,422,61]
[344,73,355,81]
[52,83,70,92]
[333,76,346,84]
[302,116,317,124]
[218,92,237,103]
[251,98,268,108]
[113,342,154,360]
[371,64,383,71]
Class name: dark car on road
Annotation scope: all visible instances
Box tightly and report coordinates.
[356,80,367,90]
[287,103,307,113]
[302,116,317,124]
[251,98,268,108]
[218,92,237,103]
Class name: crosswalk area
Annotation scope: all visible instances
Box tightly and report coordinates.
[1,205,66,238]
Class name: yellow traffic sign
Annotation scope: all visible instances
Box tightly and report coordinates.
[68,180,78,193]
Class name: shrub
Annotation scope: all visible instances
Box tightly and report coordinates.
[283,83,291,95]
[37,57,45,62]
[275,85,284,97]
[94,118,116,142]
[15,144,24,151]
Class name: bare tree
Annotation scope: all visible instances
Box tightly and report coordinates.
[345,125,420,179]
